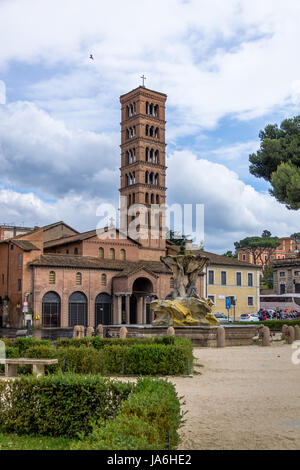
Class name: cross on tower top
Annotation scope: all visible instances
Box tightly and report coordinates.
[140,74,147,87]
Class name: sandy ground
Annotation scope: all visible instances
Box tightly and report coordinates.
[169,343,300,450]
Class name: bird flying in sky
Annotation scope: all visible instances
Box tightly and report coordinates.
[90,54,94,60]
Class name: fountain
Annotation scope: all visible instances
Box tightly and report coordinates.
[151,253,220,327]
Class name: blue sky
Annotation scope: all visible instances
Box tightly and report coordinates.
[0,0,299,253]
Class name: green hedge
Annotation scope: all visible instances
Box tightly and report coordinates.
[7,337,193,376]
[101,339,193,376]
[11,338,51,355]
[0,374,134,437]
[233,319,300,330]
[55,335,176,350]
[72,377,183,450]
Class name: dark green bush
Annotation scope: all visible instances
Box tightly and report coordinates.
[6,337,193,377]
[72,377,183,450]
[12,338,51,355]
[55,335,175,351]
[24,346,102,375]
[55,337,93,349]
[101,339,193,376]
[233,319,300,330]
[0,374,134,437]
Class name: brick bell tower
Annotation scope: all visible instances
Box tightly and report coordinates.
[120,84,167,260]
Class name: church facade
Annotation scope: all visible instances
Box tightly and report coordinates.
[0,86,205,329]
[0,85,258,330]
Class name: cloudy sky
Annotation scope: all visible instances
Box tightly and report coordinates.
[0,0,299,253]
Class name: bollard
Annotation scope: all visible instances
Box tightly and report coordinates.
[287,326,295,345]
[167,327,175,337]
[119,327,128,339]
[86,327,94,338]
[217,327,226,348]
[96,324,104,338]
[262,326,271,347]
[295,325,300,341]
[281,324,288,341]
[73,325,81,338]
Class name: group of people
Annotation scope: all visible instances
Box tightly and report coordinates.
[258,308,300,321]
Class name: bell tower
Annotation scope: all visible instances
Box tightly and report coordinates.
[120,85,167,260]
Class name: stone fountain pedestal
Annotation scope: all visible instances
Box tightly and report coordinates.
[105,324,262,347]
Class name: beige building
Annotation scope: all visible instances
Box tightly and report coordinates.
[204,251,261,320]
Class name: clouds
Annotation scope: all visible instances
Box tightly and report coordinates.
[0,188,107,232]
[167,150,300,251]
[2,0,300,136]
[0,0,299,252]
[0,99,119,199]
[0,81,5,104]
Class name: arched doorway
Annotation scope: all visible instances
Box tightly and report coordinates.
[132,277,153,295]
[42,292,61,327]
[95,293,112,326]
[130,277,154,325]
[68,292,87,327]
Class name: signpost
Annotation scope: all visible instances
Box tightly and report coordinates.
[226,297,231,322]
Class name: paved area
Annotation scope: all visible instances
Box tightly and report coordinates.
[170,343,300,450]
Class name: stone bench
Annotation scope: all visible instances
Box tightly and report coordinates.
[4,359,58,378]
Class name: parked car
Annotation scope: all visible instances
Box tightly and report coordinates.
[239,314,259,322]
[214,313,233,324]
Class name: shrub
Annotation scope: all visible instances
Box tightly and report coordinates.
[7,337,193,377]
[101,339,193,376]
[72,377,183,450]
[12,338,51,355]
[55,337,93,349]
[24,346,102,375]
[234,319,300,330]
[55,336,176,351]
[0,374,134,437]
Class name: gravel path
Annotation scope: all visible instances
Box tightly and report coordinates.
[169,343,300,450]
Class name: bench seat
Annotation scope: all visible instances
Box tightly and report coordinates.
[4,358,58,378]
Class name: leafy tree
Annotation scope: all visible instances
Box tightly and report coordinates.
[166,230,190,247]
[223,250,237,259]
[234,236,280,272]
[262,230,272,238]
[270,162,300,210]
[291,232,300,240]
[261,264,274,289]
[249,116,300,209]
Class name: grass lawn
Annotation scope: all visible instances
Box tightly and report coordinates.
[0,433,74,450]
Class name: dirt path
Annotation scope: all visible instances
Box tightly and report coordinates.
[169,343,300,450]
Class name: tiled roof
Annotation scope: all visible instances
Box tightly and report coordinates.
[28,254,171,274]
[12,240,40,251]
[44,228,141,248]
[273,258,300,267]
[44,230,98,248]
[166,241,259,268]
[199,250,260,268]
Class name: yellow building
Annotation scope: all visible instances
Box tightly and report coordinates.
[203,251,261,321]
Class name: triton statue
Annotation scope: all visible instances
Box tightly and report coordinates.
[151,253,220,327]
